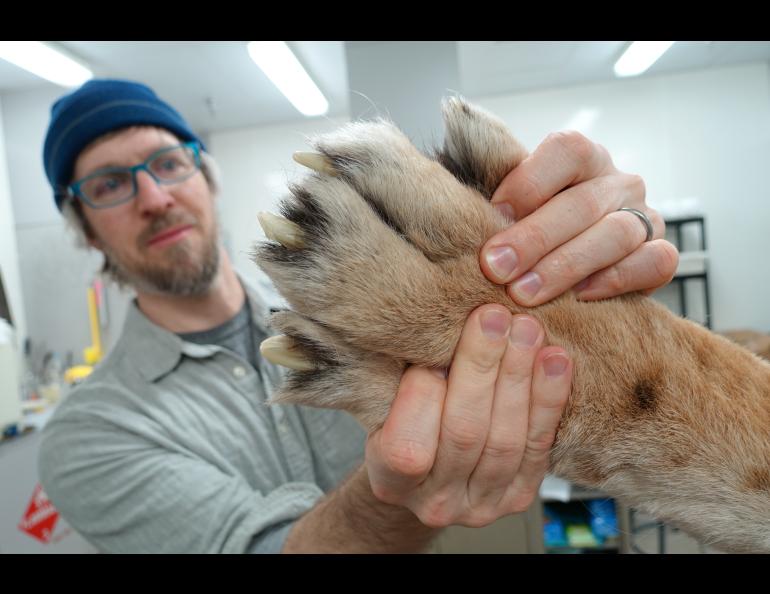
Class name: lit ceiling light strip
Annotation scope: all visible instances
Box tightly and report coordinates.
[614,41,676,77]
[247,41,329,117]
[0,41,92,87]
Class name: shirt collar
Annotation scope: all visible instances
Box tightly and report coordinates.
[120,274,279,383]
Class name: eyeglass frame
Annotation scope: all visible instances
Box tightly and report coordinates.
[65,140,203,209]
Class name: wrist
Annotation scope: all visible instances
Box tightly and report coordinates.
[283,466,438,553]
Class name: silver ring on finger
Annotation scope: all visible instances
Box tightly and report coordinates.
[617,207,654,242]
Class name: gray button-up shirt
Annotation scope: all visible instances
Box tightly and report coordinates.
[37,278,366,553]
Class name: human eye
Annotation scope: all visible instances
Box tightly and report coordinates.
[150,148,193,178]
[83,172,130,202]
[158,157,181,171]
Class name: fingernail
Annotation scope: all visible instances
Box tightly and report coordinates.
[510,316,540,348]
[480,309,511,340]
[512,271,542,299]
[544,353,569,377]
[493,202,516,222]
[485,246,518,282]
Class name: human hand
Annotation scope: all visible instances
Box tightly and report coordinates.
[480,131,679,306]
[364,304,572,528]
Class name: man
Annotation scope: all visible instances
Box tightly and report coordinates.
[38,79,677,553]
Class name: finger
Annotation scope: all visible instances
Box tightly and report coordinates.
[429,305,512,491]
[481,172,646,285]
[508,347,572,506]
[575,239,680,301]
[365,365,446,504]
[507,207,655,306]
[467,315,544,506]
[490,131,615,221]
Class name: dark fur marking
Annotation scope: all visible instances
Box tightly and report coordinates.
[286,367,336,393]
[285,331,339,368]
[318,150,424,255]
[359,190,409,238]
[633,378,658,412]
[280,185,331,240]
[254,242,312,268]
[435,149,490,199]
[282,328,340,394]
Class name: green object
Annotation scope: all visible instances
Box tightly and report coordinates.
[566,524,599,548]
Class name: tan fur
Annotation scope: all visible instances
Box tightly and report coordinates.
[253,98,770,552]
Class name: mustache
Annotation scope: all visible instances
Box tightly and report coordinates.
[138,212,198,248]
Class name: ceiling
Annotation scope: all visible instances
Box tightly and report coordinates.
[1,41,769,135]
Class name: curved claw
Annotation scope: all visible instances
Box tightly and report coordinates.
[257,212,306,249]
[293,151,338,176]
[260,335,316,371]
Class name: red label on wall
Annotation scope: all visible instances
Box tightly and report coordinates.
[18,484,60,544]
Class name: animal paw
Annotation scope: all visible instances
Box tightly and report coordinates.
[254,98,527,429]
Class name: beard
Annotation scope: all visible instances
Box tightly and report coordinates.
[99,211,221,297]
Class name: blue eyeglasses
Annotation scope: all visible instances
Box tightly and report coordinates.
[67,141,202,209]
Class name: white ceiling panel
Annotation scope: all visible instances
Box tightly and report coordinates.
[1,41,768,135]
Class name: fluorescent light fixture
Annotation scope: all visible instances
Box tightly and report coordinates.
[247,41,329,117]
[0,41,92,87]
[614,41,675,77]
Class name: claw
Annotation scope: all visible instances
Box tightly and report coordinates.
[260,335,316,371]
[257,212,306,249]
[293,151,337,176]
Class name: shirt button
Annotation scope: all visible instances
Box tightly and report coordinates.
[233,365,247,378]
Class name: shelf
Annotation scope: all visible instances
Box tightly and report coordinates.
[539,474,610,503]
[674,250,708,276]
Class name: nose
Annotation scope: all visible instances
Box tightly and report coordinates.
[134,169,175,215]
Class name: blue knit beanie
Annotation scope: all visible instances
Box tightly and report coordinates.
[43,78,205,211]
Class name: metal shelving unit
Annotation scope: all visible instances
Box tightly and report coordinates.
[667,215,711,328]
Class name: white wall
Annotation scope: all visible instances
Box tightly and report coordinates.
[474,62,770,332]
[345,41,459,149]
[0,97,26,345]
[1,87,131,363]
[208,117,349,285]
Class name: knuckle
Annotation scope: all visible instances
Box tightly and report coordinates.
[370,483,403,506]
[442,416,488,452]
[594,142,613,167]
[417,493,458,528]
[465,351,503,377]
[381,439,433,479]
[519,220,551,257]
[626,173,647,199]
[482,439,524,462]
[603,267,626,294]
[613,210,646,246]
[517,173,545,205]
[580,185,607,222]
[556,130,594,166]
[527,430,558,454]
[463,509,500,528]
[547,249,580,281]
